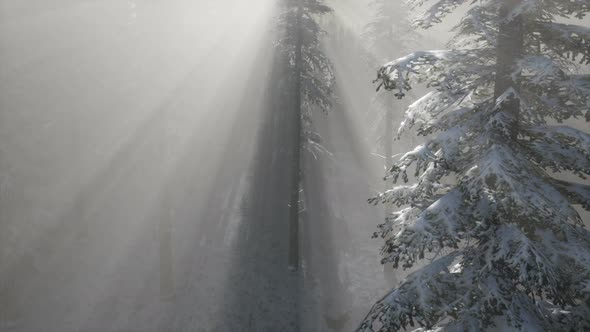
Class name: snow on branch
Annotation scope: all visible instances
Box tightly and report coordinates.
[552,179,590,210]
[571,74,590,94]
[398,90,473,135]
[465,143,582,227]
[517,55,566,85]
[534,22,590,64]
[519,88,587,124]
[372,162,450,208]
[376,50,453,95]
[451,4,497,48]
[357,252,463,332]
[303,125,333,160]
[541,0,590,20]
[515,58,587,121]
[374,188,467,270]
[384,143,439,183]
[375,50,489,100]
[526,125,590,177]
[481,223,562,291]
[407,0,467,29]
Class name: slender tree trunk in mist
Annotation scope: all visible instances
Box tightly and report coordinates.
[159,124,174,301]
[73,115,89,239]
[383,98,393,215]
[383,96,396,284]
[288,0,304,272]
[159,206,175,300]
[384,97,393,185]
[494,0,524,140]
[0,272,20,326]
[0,193,19,326]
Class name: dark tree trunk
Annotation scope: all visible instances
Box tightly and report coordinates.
[73,113,89,240]
[384,97,393,181]
[159,205,175,300]
[383,95,394,217]
[159,124,174,300]
[494,0,525,140]
[288,0,304,272]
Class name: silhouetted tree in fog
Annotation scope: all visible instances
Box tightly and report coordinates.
[359,0,590,330]
[275,0,334,271]
[364,0,420,286]
[364,0,419,189]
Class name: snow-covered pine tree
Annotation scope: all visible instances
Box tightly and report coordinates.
[364,0,419,182]
[276,0,333,110]
[364,0,421,286]
[275,0,334,271]
[358,0,590,331]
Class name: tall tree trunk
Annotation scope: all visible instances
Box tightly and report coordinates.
[159,204,175,300]
[159,123,174,300]
[288,0,304,272]
[383,96,394,220]
[494,1,525,232]
[73,112,89,239]
[0,191,20,326]
[383,96,397,285]
[494,0,525,140]
[384,97,393,184]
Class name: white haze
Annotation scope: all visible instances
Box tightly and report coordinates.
[1,1,588,332]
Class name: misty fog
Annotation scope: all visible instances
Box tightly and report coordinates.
[1,1,589,332]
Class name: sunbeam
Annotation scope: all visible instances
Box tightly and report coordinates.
[1,1,277,330]
[2,1,588,331]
